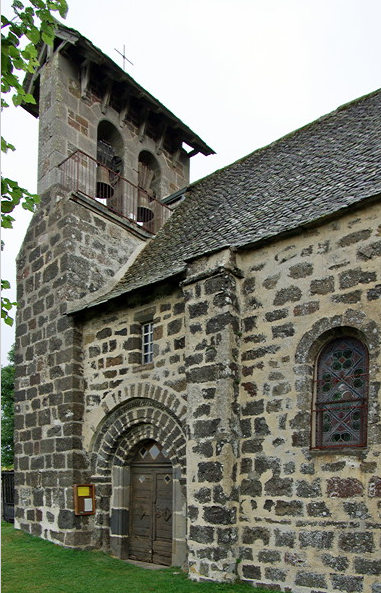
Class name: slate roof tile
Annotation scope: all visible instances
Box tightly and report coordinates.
[71,89,381,313]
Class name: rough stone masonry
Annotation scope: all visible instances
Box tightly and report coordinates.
[14,22,381,593]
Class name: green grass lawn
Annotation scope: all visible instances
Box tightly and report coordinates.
[1,522,278,593]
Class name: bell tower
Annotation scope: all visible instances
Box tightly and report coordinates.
[23,23,214,232]
[13,23,213,547]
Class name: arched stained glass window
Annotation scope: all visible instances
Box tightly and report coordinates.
[314,337,368,448]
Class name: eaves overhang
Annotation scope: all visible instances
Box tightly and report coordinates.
[23,22,215,157]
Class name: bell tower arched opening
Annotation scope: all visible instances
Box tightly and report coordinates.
[96,121,124,209]
[137,151,161,225]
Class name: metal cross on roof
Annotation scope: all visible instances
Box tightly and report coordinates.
[114,45,134,71]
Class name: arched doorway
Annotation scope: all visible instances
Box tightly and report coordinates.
[89,391,187,567]
[129,440,173,565]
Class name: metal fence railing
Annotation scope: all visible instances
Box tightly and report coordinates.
[59,150,172,235]
[1,470,14,523]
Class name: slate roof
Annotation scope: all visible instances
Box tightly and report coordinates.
[71,89,381,314]
[23,23,214,157]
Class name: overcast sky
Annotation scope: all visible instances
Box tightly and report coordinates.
[1,0,381,363]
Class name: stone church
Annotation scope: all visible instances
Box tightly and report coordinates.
[14,23,381,593]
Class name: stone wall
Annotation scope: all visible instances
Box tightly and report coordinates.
[79,280,188,561]
[14,171,380,592]
[77,199,381,590]
[182,249,242,582]
[14,186,145,546]
[235,200,381,593]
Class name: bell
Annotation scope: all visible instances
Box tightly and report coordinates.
[137,189,154,224]
[137,206,154,223]
[96,165,114,199]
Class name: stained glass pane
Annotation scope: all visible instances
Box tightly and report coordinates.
[132,441,171,464]
[149,444,160,459]
[316,337,368,448]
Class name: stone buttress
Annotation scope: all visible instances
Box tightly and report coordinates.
[183,248,242,582]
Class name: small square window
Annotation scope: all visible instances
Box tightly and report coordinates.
[142,322,153,364]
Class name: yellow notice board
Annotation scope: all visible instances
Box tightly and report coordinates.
[74,484,96,516]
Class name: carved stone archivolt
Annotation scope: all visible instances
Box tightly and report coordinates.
[90,394,186,477]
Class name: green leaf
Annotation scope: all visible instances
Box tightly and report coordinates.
[12,94,25,106]
[22,44,38,59]
[23,93,36,104]
[7,45,20,59]
[1,215,15,229]
[1,201,16,214]
[26,26,40,44]
[13,1,25,10]
[4,178,18,189]
[10,188,23,203]
[40,19,53,33]
[58,0,68,17]
[3,300,12,311]
[41,31,54,45]
[1,138,16,153]
[4,314,14,327]
[13,57,27,70]
[2,177,10,192]
[1,47,10,60]
[1,297,17,328]
[3,72,19,87]
[26,61,38,73]
[6,32,21,47]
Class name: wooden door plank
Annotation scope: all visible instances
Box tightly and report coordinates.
[129,469,153,562]
[152,468,173,565]
[129,442,173,566]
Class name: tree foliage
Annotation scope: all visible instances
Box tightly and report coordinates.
[1,346,15,468]
[1,0,68,326]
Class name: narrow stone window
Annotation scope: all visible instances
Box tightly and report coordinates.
[313,336,368,449]
[142,322,154,364]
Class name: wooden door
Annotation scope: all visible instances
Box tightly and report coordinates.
[152,468,173,565]
[129,442,173,565]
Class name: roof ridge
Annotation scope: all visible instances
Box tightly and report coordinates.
[188,88,381,190]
